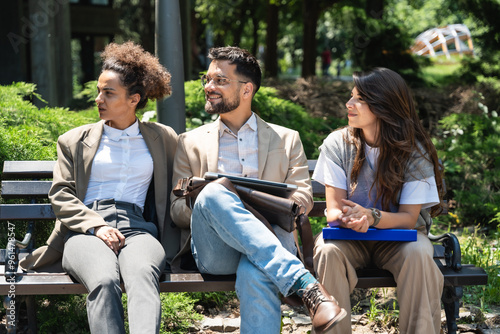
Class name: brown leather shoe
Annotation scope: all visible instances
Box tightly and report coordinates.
[301,283,347,333]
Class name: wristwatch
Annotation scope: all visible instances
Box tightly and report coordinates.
[371,208,382,227]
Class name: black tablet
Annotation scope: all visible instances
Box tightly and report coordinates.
[203,172,298,198]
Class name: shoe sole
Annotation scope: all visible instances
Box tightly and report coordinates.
[315,307,348,334]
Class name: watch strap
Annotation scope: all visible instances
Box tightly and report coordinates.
[371,208,381,227]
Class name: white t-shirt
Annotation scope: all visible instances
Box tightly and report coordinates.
[313,143,439,209]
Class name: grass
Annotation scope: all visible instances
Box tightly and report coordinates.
[459,227,500,308]
[421,55,463,86]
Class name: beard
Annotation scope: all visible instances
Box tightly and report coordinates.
[205,93,240,114]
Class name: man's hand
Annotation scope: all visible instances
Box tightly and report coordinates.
[338,199,370,233]
[95,226,126,254]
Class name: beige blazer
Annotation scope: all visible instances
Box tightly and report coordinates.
[169,115,313,271]
[20,120,179,272]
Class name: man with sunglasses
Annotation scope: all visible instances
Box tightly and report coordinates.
[170,46,345,334]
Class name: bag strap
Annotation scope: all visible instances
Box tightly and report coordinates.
[296,213,314,273]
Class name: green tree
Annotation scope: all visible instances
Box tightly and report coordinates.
[455,0,500,82]
[301,0,341,77]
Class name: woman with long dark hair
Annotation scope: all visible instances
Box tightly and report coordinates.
[313,67,444,334]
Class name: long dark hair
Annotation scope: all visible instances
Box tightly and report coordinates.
[349,67,444,216]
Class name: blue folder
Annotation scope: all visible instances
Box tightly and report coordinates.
[322,227,417,242]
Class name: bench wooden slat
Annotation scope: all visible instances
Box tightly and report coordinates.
[0,272,236,295]
[308,201,326,217]
[355,263,489,289]
[440,265,489,286]
[308,160,317,173]
[0,204,55,221]
[1,181,53,198]
[311,180,325,198]
[1,262,486,296]
[1,161,55,179]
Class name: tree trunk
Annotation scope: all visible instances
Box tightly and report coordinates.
[301,0,320,78]
[264,0,279,78]
[180,0,192,80]
[139,0,154,53]
[251,14,259,57]
[366,0,384,19]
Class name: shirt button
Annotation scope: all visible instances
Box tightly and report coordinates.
[241,158,245,161]
[239,138,242,141]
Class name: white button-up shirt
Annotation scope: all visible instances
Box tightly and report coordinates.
[83,120,153,210]
[217,113,259,178]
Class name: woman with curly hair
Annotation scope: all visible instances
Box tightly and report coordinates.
[312,68,445,334]
[20,41,178,333]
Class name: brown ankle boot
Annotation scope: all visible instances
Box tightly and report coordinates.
[301,283,347,333]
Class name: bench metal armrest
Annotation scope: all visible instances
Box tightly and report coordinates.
[429,232,462,271]
[5,223,34,279]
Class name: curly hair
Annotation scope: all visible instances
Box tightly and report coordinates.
[349,68,444,217]
[208,46,261,96]
[100,41,171,110]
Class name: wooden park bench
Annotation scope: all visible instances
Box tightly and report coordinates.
[0,160,488,334]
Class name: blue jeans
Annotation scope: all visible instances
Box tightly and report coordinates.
[191,183,308,334]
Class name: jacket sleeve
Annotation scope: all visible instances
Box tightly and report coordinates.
[169,134,194,229]
[285,130,314,214]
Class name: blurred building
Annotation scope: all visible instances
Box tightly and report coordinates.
[0,0,119,107]
[411,24,474,60]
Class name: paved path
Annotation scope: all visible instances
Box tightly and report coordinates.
[188,304,500,333]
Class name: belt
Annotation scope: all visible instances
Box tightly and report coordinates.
[87,198,142,214]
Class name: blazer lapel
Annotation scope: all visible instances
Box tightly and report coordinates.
[139,121,160,160]
[78,121,104,198]
[256,115,271,179]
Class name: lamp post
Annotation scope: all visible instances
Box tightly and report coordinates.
[155,0,186,134]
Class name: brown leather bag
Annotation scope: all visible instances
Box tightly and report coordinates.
[173,176,314,272]
[173,176,300,232]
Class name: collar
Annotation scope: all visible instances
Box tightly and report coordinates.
[218,112,257,137]
[103,119,140,141]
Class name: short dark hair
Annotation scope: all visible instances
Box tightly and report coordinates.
[208,46,261,95]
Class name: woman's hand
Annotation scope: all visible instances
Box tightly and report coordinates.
[339,199,371,233]
[95,226,126,254]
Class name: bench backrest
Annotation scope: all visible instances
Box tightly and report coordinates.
[0,160,327,221]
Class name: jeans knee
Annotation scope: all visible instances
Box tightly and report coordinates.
[196,182,233,209]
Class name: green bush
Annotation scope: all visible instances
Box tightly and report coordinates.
[460,227,500,306]
[35,295,89,333]
[0,82,97,167]
[435,99,500,227]
[121,293,203,334]
[0,83,99,250]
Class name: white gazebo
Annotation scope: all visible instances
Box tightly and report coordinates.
[411,24,474,59]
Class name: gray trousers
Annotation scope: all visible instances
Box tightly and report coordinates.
[62,199,167,334]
